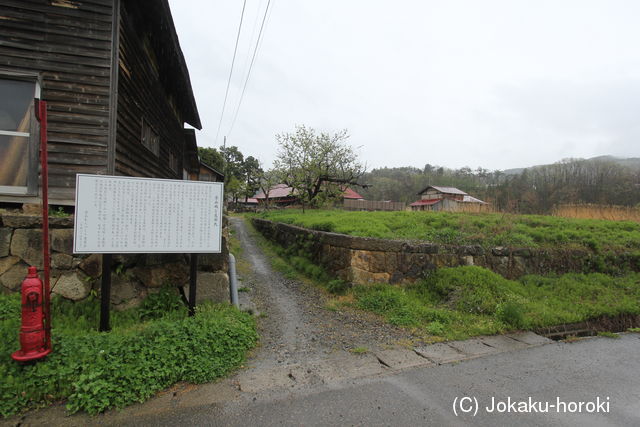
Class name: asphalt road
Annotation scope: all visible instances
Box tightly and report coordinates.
[122,333,639,426]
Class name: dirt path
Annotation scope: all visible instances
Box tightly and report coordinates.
[230,217,420,388]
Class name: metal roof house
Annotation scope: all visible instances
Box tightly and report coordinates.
[254,184,299,206]
[410,185,487,211]
[342,187,364,200]
[254,184,364,207]
[0,0,201,205]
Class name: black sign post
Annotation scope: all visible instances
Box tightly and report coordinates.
[99,254,113,332]
[188,253,198,316]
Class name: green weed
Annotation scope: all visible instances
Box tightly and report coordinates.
[0,292,257,417]
[347,266,640,340]
[49,206,70,218]
[597,331,620,339]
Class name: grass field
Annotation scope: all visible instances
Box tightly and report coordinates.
[256,209,640,252]
[553,203,640,222]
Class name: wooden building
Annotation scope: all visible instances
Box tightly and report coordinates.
[410,185,488,212]
[196,161,224,183]
[254,184,364,207]
[0,0,201,205]
[254,184,299,207]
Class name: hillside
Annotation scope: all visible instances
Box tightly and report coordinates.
[359,156,640,212]
[503,156,640,175]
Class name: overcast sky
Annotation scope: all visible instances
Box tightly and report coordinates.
[168,0,640,172]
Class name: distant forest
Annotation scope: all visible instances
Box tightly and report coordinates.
[359,157,640,214]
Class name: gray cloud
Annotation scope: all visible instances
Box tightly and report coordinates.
[170,0,640,171]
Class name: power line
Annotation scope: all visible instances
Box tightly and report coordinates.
[226,0,272,138]
[239,0,265,79]
[214,0,248,146]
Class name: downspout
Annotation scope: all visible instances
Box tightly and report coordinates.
[228,253,239,308]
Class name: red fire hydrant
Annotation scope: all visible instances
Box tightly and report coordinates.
[12,267,52,362]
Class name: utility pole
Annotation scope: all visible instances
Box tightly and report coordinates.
[223,135,227,207]
[223,135,227,181]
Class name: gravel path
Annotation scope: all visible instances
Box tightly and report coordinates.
[230,217,421,367]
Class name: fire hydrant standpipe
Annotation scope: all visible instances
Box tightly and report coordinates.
[12,99,52,362]
[11,267,52,362]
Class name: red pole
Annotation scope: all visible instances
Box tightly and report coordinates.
[35,100,51,352]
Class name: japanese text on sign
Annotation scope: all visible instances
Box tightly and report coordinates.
[73,174,223,254]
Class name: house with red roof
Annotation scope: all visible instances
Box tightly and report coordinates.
[410,185,487,211]
[254,184,363,207]
[341,187,364,200]
[254,184,299,207]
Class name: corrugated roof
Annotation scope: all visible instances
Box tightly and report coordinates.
[409,199,441,207]
[417,185,468,196]
[462,195,487,204]
[254,184,294,199]
[342,187,364,199]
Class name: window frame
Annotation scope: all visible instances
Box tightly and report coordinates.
[0,70,41,196]
[140,117,160,157]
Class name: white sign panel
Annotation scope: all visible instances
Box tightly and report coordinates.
[74,174,223,254]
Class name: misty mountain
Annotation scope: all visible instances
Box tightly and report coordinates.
[502,156,640,175]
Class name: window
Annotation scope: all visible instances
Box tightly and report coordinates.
[0,77,38,195]
[168,151,179,174]
[140,118,159,156]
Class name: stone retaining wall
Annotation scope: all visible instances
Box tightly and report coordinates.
[252,218,639,284]
[0,212,229,309]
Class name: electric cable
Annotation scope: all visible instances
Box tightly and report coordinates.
[226,0,272,138]
[214,0,248,145]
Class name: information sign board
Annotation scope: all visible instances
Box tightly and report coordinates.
[73,174,223,254]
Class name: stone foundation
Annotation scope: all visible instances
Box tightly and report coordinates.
[252,218,640,285]
[0,211,229,309]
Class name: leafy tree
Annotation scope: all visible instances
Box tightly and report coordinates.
[257,168,280,210]
[198,147,224,172]
[226,175,244,204]
[242,156,262,202]
[273,125,366,211]
[219,145,245,185]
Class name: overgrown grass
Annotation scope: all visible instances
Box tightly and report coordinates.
[247,216,640,341]
[256,209,640,252]
[352,267,640,340]
[0,287,257,417]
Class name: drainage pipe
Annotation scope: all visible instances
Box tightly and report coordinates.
[228,253,239,308]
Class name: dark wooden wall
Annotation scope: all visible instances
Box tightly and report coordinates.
[115,0,185,180]
[0,0,113,203]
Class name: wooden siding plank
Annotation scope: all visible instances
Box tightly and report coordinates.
[0,45,111,69]
[115,4,186,180]
[2,0,112,22]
